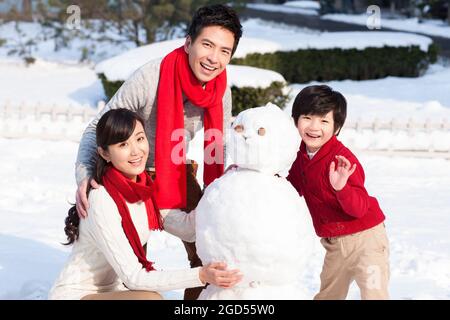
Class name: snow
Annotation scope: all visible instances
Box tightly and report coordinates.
[93,37,285,88]
[94,38,184,82]
[0,21,139,64]
[241,19,432,52]
[96,19,432,83]
[287,64,450,120]
[196,104,312,300]
[0,58,105,107]
[284,1,321,11]
[1,16,450,300]
[0,20,433,106]
[247,2,319,16]
[1,136,449,299]
[322,14,450,39]
[226,65,285,88]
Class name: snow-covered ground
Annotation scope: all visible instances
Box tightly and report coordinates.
[322,14,450,39]
[1,17,450,300]
[0,21,139,64]
[247,2,319,16]
[0,136,449,299]
[240,19,432,52]
[0,59,104,108]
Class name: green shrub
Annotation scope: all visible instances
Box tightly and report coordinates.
[231,44,439,83]
[98,75,291,115]
[231,81,290,116]
[98,73,124,101]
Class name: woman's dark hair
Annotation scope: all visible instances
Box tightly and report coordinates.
[64,109,146,245]
[291,85,347,135]
[187,4,243,56]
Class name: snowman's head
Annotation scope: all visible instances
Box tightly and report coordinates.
[227,103,301,176]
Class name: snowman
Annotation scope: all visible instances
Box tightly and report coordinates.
[196,103,315,300]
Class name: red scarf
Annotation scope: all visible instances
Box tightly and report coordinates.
[103,166,162,271]
[155,46,226,209]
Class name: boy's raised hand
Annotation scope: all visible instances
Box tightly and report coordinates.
[329,155,357,191]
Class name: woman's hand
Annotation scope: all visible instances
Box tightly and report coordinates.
[329,155,357,191]
[199,262,243,288]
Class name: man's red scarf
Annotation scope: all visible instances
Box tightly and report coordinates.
[103,166,162,271]
[155,46,226,209]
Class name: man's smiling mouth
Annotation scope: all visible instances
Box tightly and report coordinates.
[200,62,217,71]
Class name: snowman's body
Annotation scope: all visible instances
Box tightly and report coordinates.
[196,103,314,300]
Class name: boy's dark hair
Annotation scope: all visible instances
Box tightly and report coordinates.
[291,85,347,135]
[187,4,243,55]
[64,109,146,245]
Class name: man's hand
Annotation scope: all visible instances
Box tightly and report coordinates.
[329,155,357,192]
[75,178,100,219]
[199,262,243,288]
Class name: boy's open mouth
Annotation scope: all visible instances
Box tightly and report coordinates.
[306,133,321,139]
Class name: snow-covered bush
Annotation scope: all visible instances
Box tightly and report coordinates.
[95,38,291,113]
[231,44,438,83]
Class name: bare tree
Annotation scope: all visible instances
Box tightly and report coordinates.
[22,0,33,21]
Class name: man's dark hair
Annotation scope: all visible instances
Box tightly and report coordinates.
[291,85,347,135]
[187,4,243,55]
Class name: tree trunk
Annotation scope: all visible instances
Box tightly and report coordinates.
[22,0,32,21]
[145,24,155,44]
[133,20,141,47]
[448,0,450,25]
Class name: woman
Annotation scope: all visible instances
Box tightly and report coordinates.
[49,108,242,300]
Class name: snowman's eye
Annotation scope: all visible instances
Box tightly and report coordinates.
[234,125,244,133]
[258,127,266,136]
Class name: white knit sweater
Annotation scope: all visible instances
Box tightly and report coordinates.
[48,186,202,300]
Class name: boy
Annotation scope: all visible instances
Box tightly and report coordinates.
[287,85,390,300]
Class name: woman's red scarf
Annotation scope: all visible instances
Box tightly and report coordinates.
[155,46,226,209]
[103,166,162,271]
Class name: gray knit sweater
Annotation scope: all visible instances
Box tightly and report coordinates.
[75,59,232,186]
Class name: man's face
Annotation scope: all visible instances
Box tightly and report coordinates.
[184,25,235,85]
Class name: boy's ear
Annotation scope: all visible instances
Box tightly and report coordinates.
[97,147,110,162]
[334,126,342,136]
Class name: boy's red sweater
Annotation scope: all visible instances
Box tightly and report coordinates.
[287,135,385,238]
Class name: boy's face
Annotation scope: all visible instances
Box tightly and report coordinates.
[296,110,335,153]
[184,25,234,85]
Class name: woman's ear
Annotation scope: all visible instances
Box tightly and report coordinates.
[97,147,111,163]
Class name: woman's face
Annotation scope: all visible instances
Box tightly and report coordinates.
[98,121,149,181]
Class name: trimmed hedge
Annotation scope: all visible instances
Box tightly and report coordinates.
[231,44,438,83]
[98,74,291,116]
[231,81,290,116]
[98,73,124,101]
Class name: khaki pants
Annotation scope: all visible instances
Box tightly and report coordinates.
[314,223,390,300]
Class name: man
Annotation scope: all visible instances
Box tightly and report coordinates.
[74,4,243,300]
